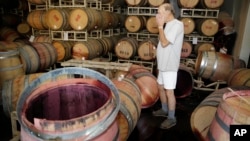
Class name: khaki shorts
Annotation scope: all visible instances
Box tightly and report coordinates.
[157,71,177,89]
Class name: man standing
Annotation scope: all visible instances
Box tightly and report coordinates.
[152,3,184,129]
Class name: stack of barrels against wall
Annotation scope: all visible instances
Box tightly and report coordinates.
[176,0,224,59]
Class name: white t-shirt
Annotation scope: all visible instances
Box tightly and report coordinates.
[156,19,184,72]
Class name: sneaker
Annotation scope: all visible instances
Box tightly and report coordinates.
[160,117,176,129]
[152,109,168,117]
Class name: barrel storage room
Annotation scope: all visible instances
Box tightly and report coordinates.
[0,0,250,141]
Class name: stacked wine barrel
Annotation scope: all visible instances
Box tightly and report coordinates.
[25,0,128,61]
[115,0,165,61]
[177,0,246,84]
[179,0,223,59]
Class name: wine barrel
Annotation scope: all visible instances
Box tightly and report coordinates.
[97,37,115,56]
[72,39,103,60]
[17,22,32,35]
[17,67,120,140]
[180,17,195,34]
[0,48,24,89]
[101,11,119,30]
[112,77,141,141]
[0,41,23,49]
[126,65,159,108]
[138,38,157,61]
[108,0,127,6]
[199,0,224,9]
[195,51,234,82]
[69,8,103,31]
[32,35,52,43]
[181,41,192,58]
[177,0,199,8]
[2,73,43,117]
[207,90,250,141]
[27,10,48,30]
[115,37,138,59]
[31,42,57,71]
[45,8,72,31]
[148,0,168,7]
[18,44,40,74]
[146,16,158,34]
[52,41,73,62]
[227,68,250,87]
[233,58,246,69]
[117,14,127,28]
[190,86,250,141]
[28,0,46,4]
[196,19,219,36]
[194,43,215,55]
[125,15,146,33]
[175,65,194,98]
[125,0,148,6]
[0,27,21,42]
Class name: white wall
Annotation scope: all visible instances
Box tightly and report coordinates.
[232,1,250,66]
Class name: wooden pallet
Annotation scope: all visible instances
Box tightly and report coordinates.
[60,59,132,78]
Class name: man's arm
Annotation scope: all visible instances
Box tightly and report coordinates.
[158,26,170,47]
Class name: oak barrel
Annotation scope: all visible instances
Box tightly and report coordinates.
[0,27,21,42]
[32,35,52,43]
[148,0,168,7]
[112,77,141,141]
[126,65,159,108]
[115,37,138,59]
[69,8,102,31]
[72,39,103,60]
[181,41,192,58]
[18,44,40,74]
[177,0,199,8]
[17,67,120,140]
[0,48,24,89]
[31,42,57,71]
[125,15,146,33]
[52,41,73,62]
[175,65,194,98]
[180,17,195,34]
[146,16,159,34]
[199,0,224,9]
[190,86,250,141]
[207,90,250,141]
[27,10,48,30]
[45,8,71,30]
[125,0,148,6]
[227,68,250,87]
[196,19,219,36]
[195,51,234,81]
[2,73,43,117]
[194,43,215,55]
[28,0,46,4]
[138,38,157,61]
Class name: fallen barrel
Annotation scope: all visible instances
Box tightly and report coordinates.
[190,86,250,141]
[206,89,250,141]
[126,65,159,108]
[112,77,141,140]
[175,65,194,98]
